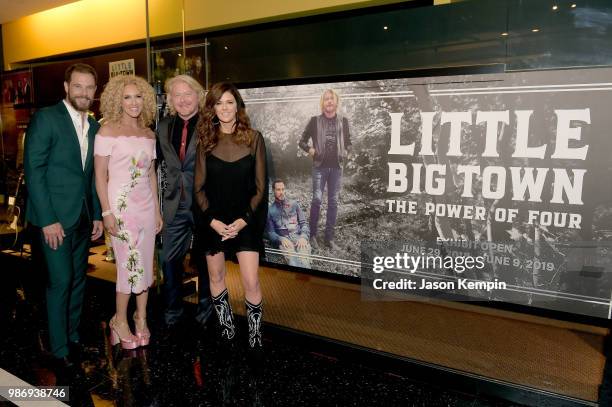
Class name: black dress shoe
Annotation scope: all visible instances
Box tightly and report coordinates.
[54,355,74,369]
[52,356,77,385]
[68,342,83,363]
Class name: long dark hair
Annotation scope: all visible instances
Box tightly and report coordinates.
[196,82,255,153]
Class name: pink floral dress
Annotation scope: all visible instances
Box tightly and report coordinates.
[94,135,156,294]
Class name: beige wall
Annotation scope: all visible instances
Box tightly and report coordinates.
[2,0,423,70]
[3,0,147,69]
[184,0,416,32]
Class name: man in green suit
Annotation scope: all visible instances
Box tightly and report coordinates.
[24,63,104,373]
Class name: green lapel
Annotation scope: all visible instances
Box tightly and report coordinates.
[58,101,98,174]
[83,115,98,173]
[57,101,85,171]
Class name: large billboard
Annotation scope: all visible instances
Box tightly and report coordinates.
[243,68,612,318]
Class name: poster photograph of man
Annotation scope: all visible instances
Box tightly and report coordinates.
[243,67,612,318]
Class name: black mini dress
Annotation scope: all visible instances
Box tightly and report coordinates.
[194,130,268,258]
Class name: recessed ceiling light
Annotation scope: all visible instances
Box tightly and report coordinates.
[383,26,388,30]
[532,28,540,32]
[501,32,509,36]
[552,5,558,10]
[571,4,577,8]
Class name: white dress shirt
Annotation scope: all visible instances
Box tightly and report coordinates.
[63,99,90,170]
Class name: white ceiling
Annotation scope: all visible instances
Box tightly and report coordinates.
[0,0,82,24]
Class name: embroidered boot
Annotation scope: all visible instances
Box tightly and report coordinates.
[211,289,236,340]
[245,299,263,348]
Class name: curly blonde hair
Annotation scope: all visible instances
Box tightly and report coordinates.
[165,74,205,116]
[100,75,157,127]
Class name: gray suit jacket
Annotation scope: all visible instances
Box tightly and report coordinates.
[156,114,199,225]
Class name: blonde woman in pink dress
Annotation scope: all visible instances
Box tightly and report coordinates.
[94,75,162,349]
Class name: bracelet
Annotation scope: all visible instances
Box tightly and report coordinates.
[101,210,113,217]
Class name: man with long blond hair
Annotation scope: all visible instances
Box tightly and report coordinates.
[298,89,352,251]
[157,74,212,330]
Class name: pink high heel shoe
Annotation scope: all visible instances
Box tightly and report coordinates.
[133,311,151,347]
[109,317,139,350]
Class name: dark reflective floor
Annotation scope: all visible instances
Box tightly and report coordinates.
[2,268,527,406]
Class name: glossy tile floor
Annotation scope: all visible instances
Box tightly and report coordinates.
[0,273,534,407]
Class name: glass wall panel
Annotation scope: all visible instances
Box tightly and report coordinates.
[167,0,612,85]
[206,1,508,84]
[506,0,612,70]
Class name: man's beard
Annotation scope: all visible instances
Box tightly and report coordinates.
[68,95,92,112]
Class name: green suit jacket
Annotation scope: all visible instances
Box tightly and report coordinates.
[25,101,101,229]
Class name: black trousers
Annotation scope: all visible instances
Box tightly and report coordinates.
[161,202,212,325]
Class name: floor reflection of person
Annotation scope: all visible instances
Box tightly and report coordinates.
[266,179,311,268]
[157,74,212,329]
[194,82,268,350]
[24,63,104,379]
[298,89,351,251]
[94,75,162,350]
[104,230,114,261]
[110,349,158,406]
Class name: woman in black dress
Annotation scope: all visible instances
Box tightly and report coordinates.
[194,82,267,349]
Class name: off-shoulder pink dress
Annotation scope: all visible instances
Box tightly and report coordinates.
[94,135,156,294]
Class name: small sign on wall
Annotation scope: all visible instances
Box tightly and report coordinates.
[109,59,135,78]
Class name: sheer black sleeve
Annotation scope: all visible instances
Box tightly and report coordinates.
[242,132,267,225]
[194,144,215,225]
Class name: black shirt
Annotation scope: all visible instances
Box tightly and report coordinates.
[321,115,340,168]
[171,114,199,157]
